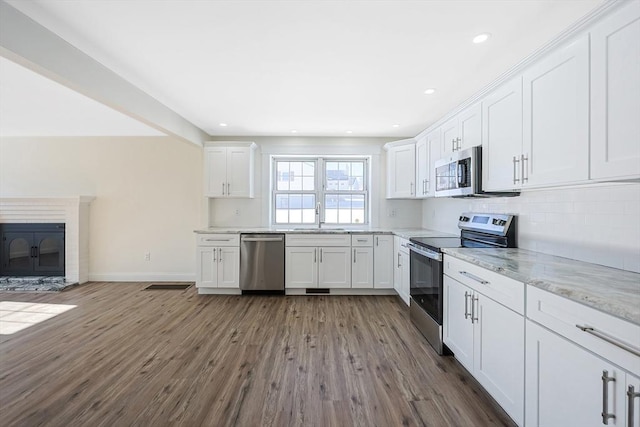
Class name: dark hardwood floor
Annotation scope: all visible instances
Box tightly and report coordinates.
[0,283,516,427]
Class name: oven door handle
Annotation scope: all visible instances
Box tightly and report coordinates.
[408,243,442,261]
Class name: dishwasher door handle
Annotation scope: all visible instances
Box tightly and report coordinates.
[241,237,284,242]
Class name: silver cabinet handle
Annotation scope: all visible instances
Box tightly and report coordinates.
[206,238,231,242]
[353,249,356,263]
[221,182,225,195]
[513,156,520,184]
[314,248,317,263]
[397,252,401,268]
[602,370,616,425]
[459,271,489,285]
[576,325,640,357]
[628,385,640,427]
[410,182,414,195]
[451,138,456,152]
[218,248,222,262]
[319,248,323,263]
[227,182,230,194]
[456,137,461,151]
[376,236,379,246]
[521,154,529,183]
[213,248,217,262]
[464,291,470,320]
[471,294,479,324]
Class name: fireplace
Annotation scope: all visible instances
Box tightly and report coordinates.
[1,223,65,276]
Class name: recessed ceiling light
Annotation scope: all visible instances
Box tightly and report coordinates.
[473,33,491,44]
[346,130,353,134]
[291,130,297,133]
[424,88,436,95]
[392,124,400,128]
[219,123,227,127]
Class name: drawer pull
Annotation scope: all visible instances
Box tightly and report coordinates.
[576,325,640,357]
[602,370,616,425]
[356,239,367,242]
[205,238,231,242]
[628,385,640,427]
[464,291,471,319]
[459,271,489,285]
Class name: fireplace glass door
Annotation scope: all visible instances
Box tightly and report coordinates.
[1,224,65,276]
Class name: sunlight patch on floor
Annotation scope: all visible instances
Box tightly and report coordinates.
[0,301,76,335]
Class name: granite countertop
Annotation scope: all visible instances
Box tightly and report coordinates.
[442,248,640,326]
[194,227,456,238]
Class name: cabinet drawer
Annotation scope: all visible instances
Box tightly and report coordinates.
[527,286,640,373]
[197,234,239,246]
[286,234,351,247]
[351,235,373,247]
[444,255,524,315]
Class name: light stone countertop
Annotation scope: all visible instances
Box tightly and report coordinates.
[442,248,640,326]
[194,227,457,238]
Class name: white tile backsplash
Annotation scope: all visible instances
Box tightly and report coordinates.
[423,182,640,273]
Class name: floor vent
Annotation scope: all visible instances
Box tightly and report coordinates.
[306,288,330,294]
[144,283,193,290]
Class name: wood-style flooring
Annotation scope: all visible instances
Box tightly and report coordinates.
[0,283,516,427]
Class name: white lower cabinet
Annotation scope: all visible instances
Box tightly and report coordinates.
[285,245,351,289]
[443,257,525,426]
[352,246,374,288]
[196,234,240,289]
[373,234,394,289]
[393,236,410,305]
[318,247,351,288]
[526,320,640,427]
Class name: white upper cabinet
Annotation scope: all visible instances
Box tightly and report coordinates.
[204,143,256,198]
[482,77,523,191]
[415,136,429,198]
[385,139,416,199]
[523,35,590,187]
[441,103,482,156]
[590,1,640,180]
[426,128,442,197]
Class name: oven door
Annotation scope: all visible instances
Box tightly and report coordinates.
[408,244,443,324]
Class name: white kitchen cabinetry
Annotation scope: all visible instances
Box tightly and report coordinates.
[351,235,374,289]
[522,35,590,187]
[443,256,525,426]
[393,236,410,305]
[590,1,640,181]
[285,234,351,289]
[415,129,442,198]
[373,234,394,289]
[440,102,482,156]
[196,234,240,289]
[385,139,416,199]
[482,77,523,191]
[204,142,257,198]
[525,285,640,427]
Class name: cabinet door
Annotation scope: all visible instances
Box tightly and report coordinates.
[482,77,523,191]
[415,137,429,198]
[393,237,402,294]
[226,146,254,197]
[591,1,640,180]
[441,116,459,156]
[474,295,525,426]
[351,247,373,288]
[398,249,410,306]
[626,373,640,427]
[458,102,482,151]
[205,147,227,197]
[426,128,441,197]
[443,276,474,372]
[285,247,317,288]
[525,320,622,427]
[373,235,394,289]
[196,247,217,288]
[523,35,589,187]
[387,144,416,198]
[318,247,351,288]
[217,247,240,288]
[33,232,65,274]
[2,232,34,275]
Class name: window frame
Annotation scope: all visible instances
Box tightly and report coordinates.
[271,156,369,227]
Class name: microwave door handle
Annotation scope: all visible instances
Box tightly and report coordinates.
[457,163,464,187]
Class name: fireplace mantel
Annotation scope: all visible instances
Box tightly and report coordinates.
[0,196,95,283]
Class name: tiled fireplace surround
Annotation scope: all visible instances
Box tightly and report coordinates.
[0,197,94,284]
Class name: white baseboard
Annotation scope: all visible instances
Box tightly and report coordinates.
[88,273,196,282]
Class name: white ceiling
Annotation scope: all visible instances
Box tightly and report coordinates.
[4,0,603,138]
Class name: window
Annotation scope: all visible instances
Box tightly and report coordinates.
[273,157,368,226]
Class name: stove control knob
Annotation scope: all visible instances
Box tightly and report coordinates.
[459,216,470,222]
[492,218,500,225]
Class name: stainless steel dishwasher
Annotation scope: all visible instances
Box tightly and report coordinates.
[240,234,285,293]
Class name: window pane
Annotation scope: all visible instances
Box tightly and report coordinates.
[276,161,290,191]
[275,209,289,224]
[302,177,314,191]
[289,209,302,223]
[302,161,314,177]
[274,193,316,224]
[325,161,364,191]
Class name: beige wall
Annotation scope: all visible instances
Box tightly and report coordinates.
[0,136,203,281]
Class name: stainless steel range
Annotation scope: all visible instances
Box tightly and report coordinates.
[407,213,517,355]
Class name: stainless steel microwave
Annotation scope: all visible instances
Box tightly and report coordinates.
[434,146,519,198]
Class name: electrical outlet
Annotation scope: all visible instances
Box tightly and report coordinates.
[234,209,240,216]
[388,209,397,217]
[144,251,151,261]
